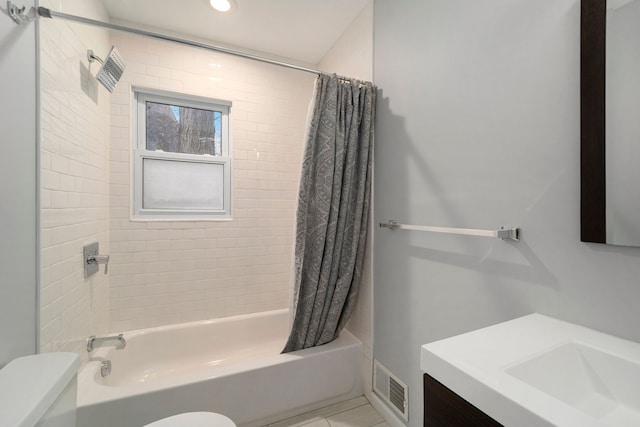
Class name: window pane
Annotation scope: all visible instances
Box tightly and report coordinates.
[143,159,224,210]
[146,101,223,156]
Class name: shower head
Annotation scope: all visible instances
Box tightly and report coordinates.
[87,46,126,93]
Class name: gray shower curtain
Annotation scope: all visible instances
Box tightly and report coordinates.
[283,73,376,353]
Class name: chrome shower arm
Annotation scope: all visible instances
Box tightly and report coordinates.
[87,50,104,64]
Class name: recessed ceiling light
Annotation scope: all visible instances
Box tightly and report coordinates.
[210,0,235,13]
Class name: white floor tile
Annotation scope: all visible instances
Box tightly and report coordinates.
[266,415,325,427]
[266,397,369,427]
[326,404,384,427]
[300,420,331,427]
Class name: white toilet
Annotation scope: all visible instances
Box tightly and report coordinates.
[0,352,80,427]
[0,353,236,427]
[144,412,236,427]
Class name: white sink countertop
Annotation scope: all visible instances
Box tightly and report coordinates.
[421,314,640,427]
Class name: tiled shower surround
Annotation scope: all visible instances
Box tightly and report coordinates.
[39,0,315,354]
[39,0,112,357]
[107,32,315,331]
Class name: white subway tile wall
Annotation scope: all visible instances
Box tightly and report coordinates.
[39,0,112,360]
[108,33,315,331]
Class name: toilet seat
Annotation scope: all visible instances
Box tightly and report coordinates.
[144,411,236,427]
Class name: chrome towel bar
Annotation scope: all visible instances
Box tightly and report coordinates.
[379,220,519,241]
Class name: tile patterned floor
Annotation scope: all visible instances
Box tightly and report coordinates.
[265,396,388,427]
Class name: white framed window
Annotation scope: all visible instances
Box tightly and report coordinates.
[133,89,231,220]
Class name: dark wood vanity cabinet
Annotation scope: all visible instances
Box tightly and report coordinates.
[423,374,503,427]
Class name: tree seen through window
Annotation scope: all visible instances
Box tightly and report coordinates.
[145,101,222,156]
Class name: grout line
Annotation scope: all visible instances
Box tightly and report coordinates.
[323,401,370,418]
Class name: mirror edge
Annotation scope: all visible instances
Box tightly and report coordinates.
[580,0,607,243]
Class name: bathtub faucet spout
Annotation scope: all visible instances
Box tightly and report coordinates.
[87,334,126,352]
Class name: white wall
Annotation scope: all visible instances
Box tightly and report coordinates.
[373,0,640,425]
[107,32,315,331]
[39,0,111,359]
[0,0,37,366]
[319,2,373,82]
[319,1,375,395]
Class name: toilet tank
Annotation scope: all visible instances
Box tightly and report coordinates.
[0,352,80,427]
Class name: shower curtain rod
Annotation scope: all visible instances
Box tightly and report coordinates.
[36,7,322,76]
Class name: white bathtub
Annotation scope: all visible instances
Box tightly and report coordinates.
[76,309,363,427]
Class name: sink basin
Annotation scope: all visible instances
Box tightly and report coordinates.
[421,314,640,427]
[506,342,640,425]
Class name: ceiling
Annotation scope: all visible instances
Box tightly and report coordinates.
[101,0,371,65]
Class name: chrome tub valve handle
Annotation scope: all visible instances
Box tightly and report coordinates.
[88,254,110,274]
[83,242,110,277]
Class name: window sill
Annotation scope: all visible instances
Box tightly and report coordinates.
[130,215,233,222]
